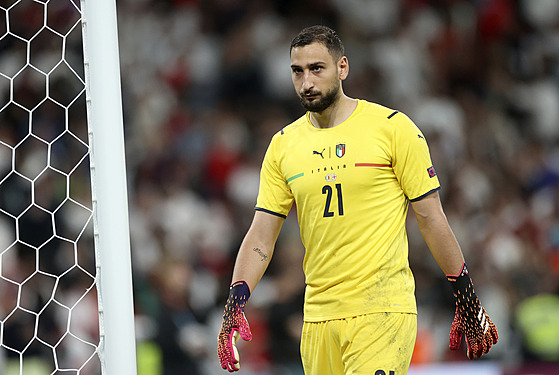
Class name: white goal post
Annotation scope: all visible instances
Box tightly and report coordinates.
[82,0,137,374]
[0,0,137,374]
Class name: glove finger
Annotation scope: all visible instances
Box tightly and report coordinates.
[219,356,228,370]
[465,335,471,359]
[449,328,462,350]
[485,331,493,353]
[490,321,499,344]
[449,314,463,350]
[231,339,241,371]
[239,312,253,341]
[478,320,490,357]
[481,332,491,357]
[232,331,240,359]
[219,350,235,372]
[218,331,232,369]
[475,340,484,359]
[226,330,241,372]
[475,336,484,359]
[465,334,481,360]
[480,319,498,358]
[485,320,497,354]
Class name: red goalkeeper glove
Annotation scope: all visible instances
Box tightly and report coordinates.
[447,263,498,359]
[217,280,252,372]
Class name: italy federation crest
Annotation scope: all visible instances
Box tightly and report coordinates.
[335,143,345,158]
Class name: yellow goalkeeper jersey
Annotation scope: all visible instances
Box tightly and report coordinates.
[256,99,440,322]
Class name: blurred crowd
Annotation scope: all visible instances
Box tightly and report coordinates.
[1,0,559,374]
[116,0,559,373]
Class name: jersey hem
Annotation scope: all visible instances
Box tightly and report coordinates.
[303,306,417,323]
[409,186,441,202]
[254,207,287,219]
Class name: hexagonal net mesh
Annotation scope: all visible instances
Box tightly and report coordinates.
[0,0,101,374]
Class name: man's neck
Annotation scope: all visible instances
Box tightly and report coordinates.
[309,95,358,129]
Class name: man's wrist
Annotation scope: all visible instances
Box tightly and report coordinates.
[446,262,472,296]
[228,280,251,308]
[446,262,483,316]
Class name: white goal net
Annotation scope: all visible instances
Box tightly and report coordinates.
[0,0,113,374]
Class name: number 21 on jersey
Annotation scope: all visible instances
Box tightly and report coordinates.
[322,183,344,217]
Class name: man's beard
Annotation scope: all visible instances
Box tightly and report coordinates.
[299,84,340,112]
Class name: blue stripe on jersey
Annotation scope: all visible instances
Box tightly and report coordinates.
[255,207,287,219]
[409,187,441,202]
[387,110,399,119]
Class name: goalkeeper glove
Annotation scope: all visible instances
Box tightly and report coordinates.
[217,280,252,372]
[447,263,498,359]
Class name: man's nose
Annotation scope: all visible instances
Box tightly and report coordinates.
[302,72,314,91]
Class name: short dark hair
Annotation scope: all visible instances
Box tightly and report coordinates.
[290,25,344,61]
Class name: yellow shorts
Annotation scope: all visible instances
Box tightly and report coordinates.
[300,313,417,375]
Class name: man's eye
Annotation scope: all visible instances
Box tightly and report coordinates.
[312,66,322,72]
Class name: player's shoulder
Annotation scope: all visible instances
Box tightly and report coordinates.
[359,100,419,134]
[271,113,307,139]
[358,99,409,122]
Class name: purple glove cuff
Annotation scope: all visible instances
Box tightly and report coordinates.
[229,280,250,308]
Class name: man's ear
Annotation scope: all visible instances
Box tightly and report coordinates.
[339,56,349,80]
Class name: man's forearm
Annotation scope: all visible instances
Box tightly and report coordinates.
[232,241,274,292]
[411,192,464,275]
[230,210,284,292]
[416,212,464,275]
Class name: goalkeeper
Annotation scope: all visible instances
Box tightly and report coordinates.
[217,25,498,374]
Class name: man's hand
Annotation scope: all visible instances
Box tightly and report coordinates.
[217,280,253,372]
[447,263,498,359]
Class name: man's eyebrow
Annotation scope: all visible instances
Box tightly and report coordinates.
[290,61,326,69]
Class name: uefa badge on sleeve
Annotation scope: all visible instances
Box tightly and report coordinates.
[427,166,437,178]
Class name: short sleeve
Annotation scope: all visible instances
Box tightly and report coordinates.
[255,134,294,218]
[391,113,440,201]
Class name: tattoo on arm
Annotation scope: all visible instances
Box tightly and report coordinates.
[252,247,269,262]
